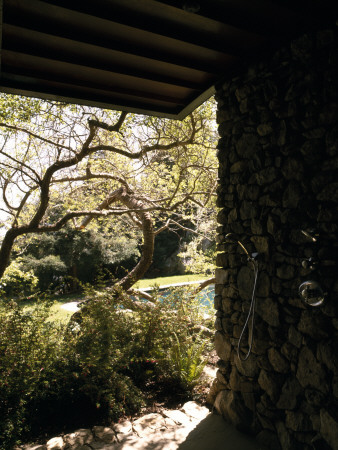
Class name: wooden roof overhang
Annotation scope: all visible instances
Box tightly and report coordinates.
[0,0,337,119]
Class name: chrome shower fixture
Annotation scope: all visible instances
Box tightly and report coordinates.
[224,232,250,256]
[301,229,319,242]
[224,233,253,262]
[224,232,259,361]
[299,280,325,307]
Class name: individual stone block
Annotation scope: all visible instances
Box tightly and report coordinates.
[298,311,330,340]
[268,348,289,373]
[112,419,132,435]
[235,353,259,378]
[132,413,168,438]
[215,268,229,284]
[277,377,302,410]
[276,421,296,450]
[235,133,260,158]
[305,388,326,407]
[181,401,209,421]
[276,264,295,280]
[288,325,303,348]
[214,331,232,361]
[282,181,302,209]
[250,236,270,256]
[286,411,312,432]
[237,266,255,301]
[257,123,274,136]
[214,390,252,430]
[206,378,227,405]
[320,409,338,450]
[255,297,280,327]
[254,167,278,186]
[296,347,329,394]
[46,437,64,450]
[258,369,283,402]
[216,368,228,386]
[92,426,116,444]
[162,410,191,426]
[229,366,241,391]
[240,201,259,220]
[64,429,93,448]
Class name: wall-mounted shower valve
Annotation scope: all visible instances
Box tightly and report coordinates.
[299,280,326,307]
[301,257,318,270]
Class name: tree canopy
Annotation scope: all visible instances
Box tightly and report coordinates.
[0,94,217,290]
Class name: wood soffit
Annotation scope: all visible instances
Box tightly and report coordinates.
[0,0,337,119]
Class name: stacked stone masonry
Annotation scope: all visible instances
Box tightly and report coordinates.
[210,27,338,450]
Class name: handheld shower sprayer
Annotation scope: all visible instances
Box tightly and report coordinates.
[224,233,258,265]
[224,233,259,361]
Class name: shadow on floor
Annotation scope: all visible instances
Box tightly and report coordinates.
[177,414,263,450]
[112,412,263,450]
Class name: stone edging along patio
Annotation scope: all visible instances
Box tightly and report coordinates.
[20,402,211,450]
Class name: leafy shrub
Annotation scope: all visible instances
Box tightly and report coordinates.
[20,229,140,288]
[0,285,213,448]
[167,332,207,390]
[0,301,63,447]
[178,238,215,275]
[108,285,213,390]
[0,298,143,448]
[21,254,67,291]
[0,259,38,299]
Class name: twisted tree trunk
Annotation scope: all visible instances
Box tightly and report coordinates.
[116,189,154,290]
[79,186,155,291]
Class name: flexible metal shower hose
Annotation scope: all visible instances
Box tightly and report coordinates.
[237,260,259,361]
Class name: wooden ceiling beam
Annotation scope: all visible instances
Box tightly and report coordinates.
[0,72,183,116]
[3,24,215,89]
[47,0,268,51]
[4,0,240,71]
[156,0,304,35]
[2,50,197,104]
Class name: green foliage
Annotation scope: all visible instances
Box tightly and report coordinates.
[0,94,217,289]
[0,286,213,448]
[0,298,143,448]
[0,94,45,124]
[0,301,64,446]
[21,254,67,291]
[18,229,140,290]
[168,332,207,390]
[117,285,213,389]
[0,259,38,299]
[178,238,215,275]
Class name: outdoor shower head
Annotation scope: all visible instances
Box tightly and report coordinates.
[225,232,260,361]
[224,232,238,242]
[301,229,318,242]
[224,233,251,259]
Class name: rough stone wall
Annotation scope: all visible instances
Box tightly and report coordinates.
[210,28,338,450]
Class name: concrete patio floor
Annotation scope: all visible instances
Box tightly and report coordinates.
[176,413,262,450]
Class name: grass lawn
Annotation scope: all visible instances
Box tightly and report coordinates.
[20,274,210,322]
[21,292,83,323]
[134,274,208,289]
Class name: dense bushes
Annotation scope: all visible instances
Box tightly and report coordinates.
[21,255,68,292]
[17,229,140,292]
[0,259,38,298]
[0,287,213,448]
